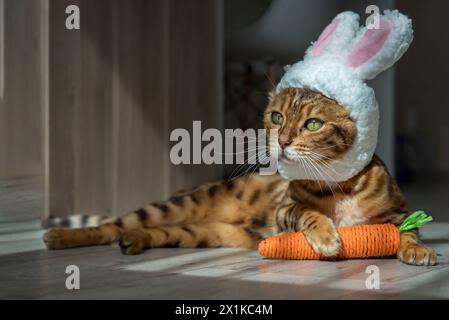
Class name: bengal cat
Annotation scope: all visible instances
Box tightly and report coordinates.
[43,88,437,266]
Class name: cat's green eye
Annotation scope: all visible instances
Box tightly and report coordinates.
[305,118,323,131]
[271,112,284,125]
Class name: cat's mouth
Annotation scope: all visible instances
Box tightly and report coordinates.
[279,153,292,163]
[279,151,297,164]
[279,148,318,164]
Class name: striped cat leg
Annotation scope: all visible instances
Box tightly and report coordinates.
[277,203,341,257]
[43,175,287,250]
[43,223,122,249]
[397,230,437,266]
[43,188,214,250]
[118,222,257,255]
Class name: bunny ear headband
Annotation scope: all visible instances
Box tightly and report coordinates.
[276,10,413,182]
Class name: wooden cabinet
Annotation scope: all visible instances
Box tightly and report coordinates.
[0,0,221,222]
[0,0,47,180]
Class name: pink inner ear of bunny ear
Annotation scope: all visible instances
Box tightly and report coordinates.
[312,19,339,57]
[346,18,393,68]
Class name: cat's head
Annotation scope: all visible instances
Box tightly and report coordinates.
[270,10,413,181]
[264,88,357,180]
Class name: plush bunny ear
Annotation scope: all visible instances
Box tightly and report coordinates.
[345,10,413,80]
[307,11,359,59]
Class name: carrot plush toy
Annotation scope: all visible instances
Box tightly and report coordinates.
[258,211,433,260]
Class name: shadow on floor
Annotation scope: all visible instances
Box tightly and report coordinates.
[1,246,448,299]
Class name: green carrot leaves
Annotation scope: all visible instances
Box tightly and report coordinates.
[399,210,433,233]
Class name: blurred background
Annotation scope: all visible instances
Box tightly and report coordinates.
[0,0,448,225]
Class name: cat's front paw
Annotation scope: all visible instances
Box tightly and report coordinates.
[304,225,341,257]
[397,244,437,266]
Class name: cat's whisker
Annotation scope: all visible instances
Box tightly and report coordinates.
[247,154,268,178]
[308,155,345,194]
[227,149,270,181]
[307,153,336,177]
[225,147,268,164]
[228,160,254,181]
[217,146,268,156]
[313,142,353,150]
[228,161,255,181]
[302,157,324,195]
[308,151,349,167]
[308,153,339,172]
[309,153,344,181]
[308,151,343,164]
[307,157,338,201]
[229,140,264,147]
[265,72,277,91]
[305,156,331,194]
[230,134,265,142]
[298,155,312,182]
[301,154,336,196]
[240,153,270,186]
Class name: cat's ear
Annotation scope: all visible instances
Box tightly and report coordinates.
[307,11,359,59]
[345,10,413,80]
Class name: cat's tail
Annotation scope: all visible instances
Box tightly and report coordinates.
[42,214,112,229]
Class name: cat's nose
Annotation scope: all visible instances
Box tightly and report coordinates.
[278,137,292,149]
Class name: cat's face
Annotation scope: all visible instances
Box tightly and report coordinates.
[264,88,357,166]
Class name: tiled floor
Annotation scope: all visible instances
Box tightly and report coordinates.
[1,177,448,299]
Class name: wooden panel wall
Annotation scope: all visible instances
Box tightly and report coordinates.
[48,0,219,218]
[396,0,449,175]
[167,0,219,194]
[0,0,45,180]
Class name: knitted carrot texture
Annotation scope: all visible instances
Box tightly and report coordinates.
[258,211,432,260]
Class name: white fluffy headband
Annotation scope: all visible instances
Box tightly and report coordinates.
[276,10,413,182]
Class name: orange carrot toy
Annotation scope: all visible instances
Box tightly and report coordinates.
[258,211,432,260]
